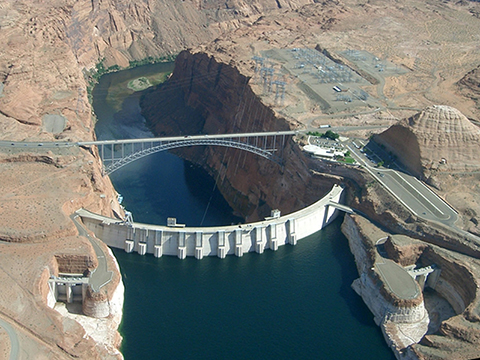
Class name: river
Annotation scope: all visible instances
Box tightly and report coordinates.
[92,63,395,360]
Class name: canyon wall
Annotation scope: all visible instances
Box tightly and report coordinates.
[342,214,480,360]
[141,50,338,221]
[0,1,338,357]
[68,0,319,69]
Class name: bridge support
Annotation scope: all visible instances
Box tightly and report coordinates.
[154,244,163,258]
[138,242,147,256]
[154,230,163,258]
[235,229,243,257]
[66,284,73,304]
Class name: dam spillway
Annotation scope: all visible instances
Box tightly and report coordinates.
[78,184,345,259]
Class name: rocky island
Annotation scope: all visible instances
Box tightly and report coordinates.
[1,0,480,359]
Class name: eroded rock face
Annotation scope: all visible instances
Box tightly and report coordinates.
[457,64,480,106]
[342,214,480,360]
[141,50,338,221]
[374,105,480,178]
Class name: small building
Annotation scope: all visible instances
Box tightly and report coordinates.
[167,217,185,228]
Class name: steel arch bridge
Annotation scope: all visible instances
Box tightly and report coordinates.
[78,131,296,175]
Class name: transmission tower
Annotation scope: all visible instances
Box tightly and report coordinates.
[273,80,286,105]
[260,67,274,93]
[252,56,264,74]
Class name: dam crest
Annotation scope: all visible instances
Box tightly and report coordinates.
[78,184,347,259]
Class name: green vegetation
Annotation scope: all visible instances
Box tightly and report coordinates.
[85,54,178,103]
[323,130,339,140]
[338,157,355,164]
[335,154,355,164]
[129,54,176,68]
[127,77,152,91]
[88,58,122,83]
[306,130,340,140]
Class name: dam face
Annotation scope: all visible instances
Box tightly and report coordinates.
[79,185,344,259]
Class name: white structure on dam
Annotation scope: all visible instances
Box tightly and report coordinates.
[77,184,346,259]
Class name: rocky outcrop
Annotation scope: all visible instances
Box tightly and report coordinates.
[342,214,480,360]
[141,50,338,221]
[54,253,97,275]
[342,215,429,357]
[0,1,346,357]
[67,0,322,69]
[374,106,480,179]
[457,65,480,107]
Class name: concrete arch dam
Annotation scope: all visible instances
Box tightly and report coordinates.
[77,184,347,259]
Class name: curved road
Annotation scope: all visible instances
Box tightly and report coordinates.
[70,214,113,292]
[347,142,457,227]
[0,317,19,360]
[0,135,459,228]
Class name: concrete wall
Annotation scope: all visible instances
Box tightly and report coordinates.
[78,184,344,259]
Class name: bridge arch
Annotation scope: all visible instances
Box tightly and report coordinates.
[79,132,296,175]
[103,138,282,175]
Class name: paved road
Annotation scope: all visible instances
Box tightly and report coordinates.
[0,317,19,360]
[0,140,74,149]
[329,125,389,133]
[347,143,457,227]
[70,214,113,292]
[0,133,459,229]
[78,130,297,146]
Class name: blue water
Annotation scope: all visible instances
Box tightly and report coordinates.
[93,64,395,360]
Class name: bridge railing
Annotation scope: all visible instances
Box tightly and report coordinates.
[79,131,297,175]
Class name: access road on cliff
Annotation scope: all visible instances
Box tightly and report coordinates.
[348,143,457,227]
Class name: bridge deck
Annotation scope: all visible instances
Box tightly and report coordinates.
[79,131,297,146]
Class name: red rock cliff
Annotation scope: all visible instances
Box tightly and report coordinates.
[141,50,337,221]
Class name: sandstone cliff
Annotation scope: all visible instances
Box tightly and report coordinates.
[457,65,480,108]
[0,0,342,357]
[141,50,338,221]
[342,214,480,360]
[374,105,480,179]
[1,0,480,358]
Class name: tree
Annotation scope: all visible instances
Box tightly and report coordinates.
[322,130,339,140]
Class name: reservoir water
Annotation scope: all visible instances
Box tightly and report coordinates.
[93,63,395,359]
